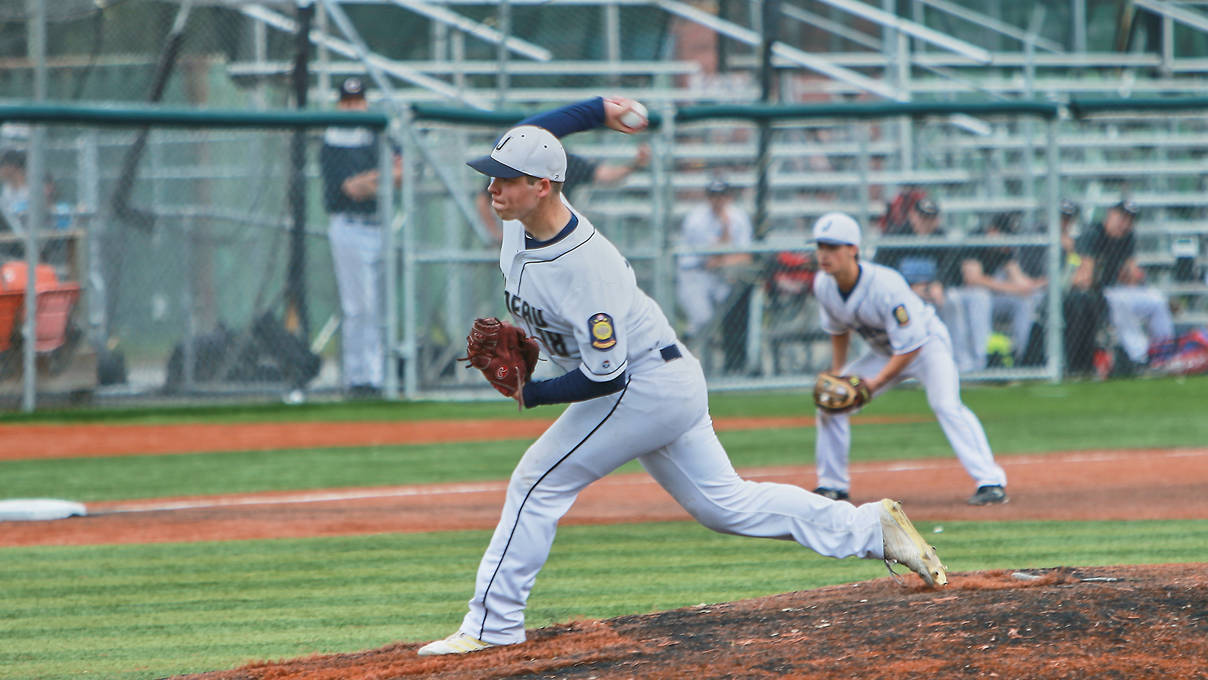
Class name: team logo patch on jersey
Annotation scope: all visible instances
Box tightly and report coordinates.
[589,313,617,350]
[893,304,910,327]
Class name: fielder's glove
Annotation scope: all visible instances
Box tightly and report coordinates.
[458,317,540,397]
[813,372,872,414]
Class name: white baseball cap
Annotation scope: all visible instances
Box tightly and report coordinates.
[467,125,567,182]
[811,212,862,247]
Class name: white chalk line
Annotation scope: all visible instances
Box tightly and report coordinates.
[90,448,1208,515]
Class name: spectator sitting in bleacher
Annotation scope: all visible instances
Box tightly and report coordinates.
[880,186,930,235]
[874,198,958,313]
[676,177,754,373]
[1015,200,1085,369]
[1070,199,1174,376]
[947,212,1047,372]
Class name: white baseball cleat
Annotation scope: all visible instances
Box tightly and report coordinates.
[416,631,496,656]
[878,498,948,587]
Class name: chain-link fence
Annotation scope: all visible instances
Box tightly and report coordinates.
[0,105,390,408]
[3,100,1206,410]
[402,99,1208,398]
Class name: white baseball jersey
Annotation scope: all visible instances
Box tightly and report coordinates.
[811,261,1006,494]
[458,200,889,646]
[498,200,676,381]
[813,261,945,357]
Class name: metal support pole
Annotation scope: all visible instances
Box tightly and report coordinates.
[398,115,418,399]
[1161,14,1174,77]
[1044,117,1064,382]
[380,128,399,399]
[605,0,621,87]
[753,0,779,240]
[1072,0,1087,52]
[1022,6,1042,228]
[80,131,105,351]
[495,0,511,109]
[856,123,872,229]
[287,0,313,340]
[651,99,675,313]
[21,0,47,412]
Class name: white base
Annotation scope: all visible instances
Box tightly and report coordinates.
[0,498,88,521]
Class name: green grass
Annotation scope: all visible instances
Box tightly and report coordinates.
[3,377,1205,501]
[3,520,1207,680]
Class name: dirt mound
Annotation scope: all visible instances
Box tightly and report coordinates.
[174,563,1208,680]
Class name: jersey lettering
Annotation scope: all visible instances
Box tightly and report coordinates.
[535,327,570,356]
[505,290,571,357]
[855,325,889,347]
[505,291,548,327]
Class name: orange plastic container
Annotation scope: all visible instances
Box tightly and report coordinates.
[0,261,79,353]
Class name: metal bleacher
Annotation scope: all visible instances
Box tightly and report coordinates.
[233,1,1208,390]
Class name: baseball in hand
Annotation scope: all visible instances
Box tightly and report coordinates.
[619,101,648,129]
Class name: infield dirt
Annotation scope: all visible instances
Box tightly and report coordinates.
[174,564,1208,680]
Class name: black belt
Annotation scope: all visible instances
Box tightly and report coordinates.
[660,344,682,361]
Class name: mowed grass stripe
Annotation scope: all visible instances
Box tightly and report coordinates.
[4,520,1208,680]
[5,425,1208,505]
[4,378,1207,503]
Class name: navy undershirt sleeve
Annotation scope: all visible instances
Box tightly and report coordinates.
[521,368,626,408]
[518,97,606,140]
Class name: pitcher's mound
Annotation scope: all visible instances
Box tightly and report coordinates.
[177,564,1207,680]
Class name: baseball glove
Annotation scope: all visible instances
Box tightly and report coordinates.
[458,317,540,397]
[813,372,872,414]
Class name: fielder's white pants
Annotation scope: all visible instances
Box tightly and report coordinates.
[460,345,885,645]
[814,331,1006,493]
[676,268,731,337]
[328,214,384,389]
[1104,285,1174,363]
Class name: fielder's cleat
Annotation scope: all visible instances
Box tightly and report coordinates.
[968,485,1008,506]
[813,487,850,502]
[416,631,496,656]
[879,499,948,587]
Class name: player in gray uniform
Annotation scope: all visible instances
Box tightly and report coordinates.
[808,212,1008,507]
[417,100,948,656]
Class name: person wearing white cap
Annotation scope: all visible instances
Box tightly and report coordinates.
[415,101,948,657]
[808,212,1008,507]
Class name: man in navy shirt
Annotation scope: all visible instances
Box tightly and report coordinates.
[319,78,400,397]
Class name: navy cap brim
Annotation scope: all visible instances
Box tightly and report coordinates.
[467,155,525,178]
[814,237,854,245]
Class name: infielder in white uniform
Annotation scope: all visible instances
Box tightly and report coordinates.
[808,212,1008,507]
[417,100,948,656]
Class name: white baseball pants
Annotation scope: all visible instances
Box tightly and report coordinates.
[1104,285,1174,363]
[328,214,384,389]
[460,346,885,645]
[814,331,1006,493]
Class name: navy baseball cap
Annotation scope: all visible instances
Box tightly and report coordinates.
[913,198,940,216]
[1112,199,1139,217]
[339,77,366,100]
[706,179,731,195]
[1060,199,1080,217]
[468,125,567,182]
